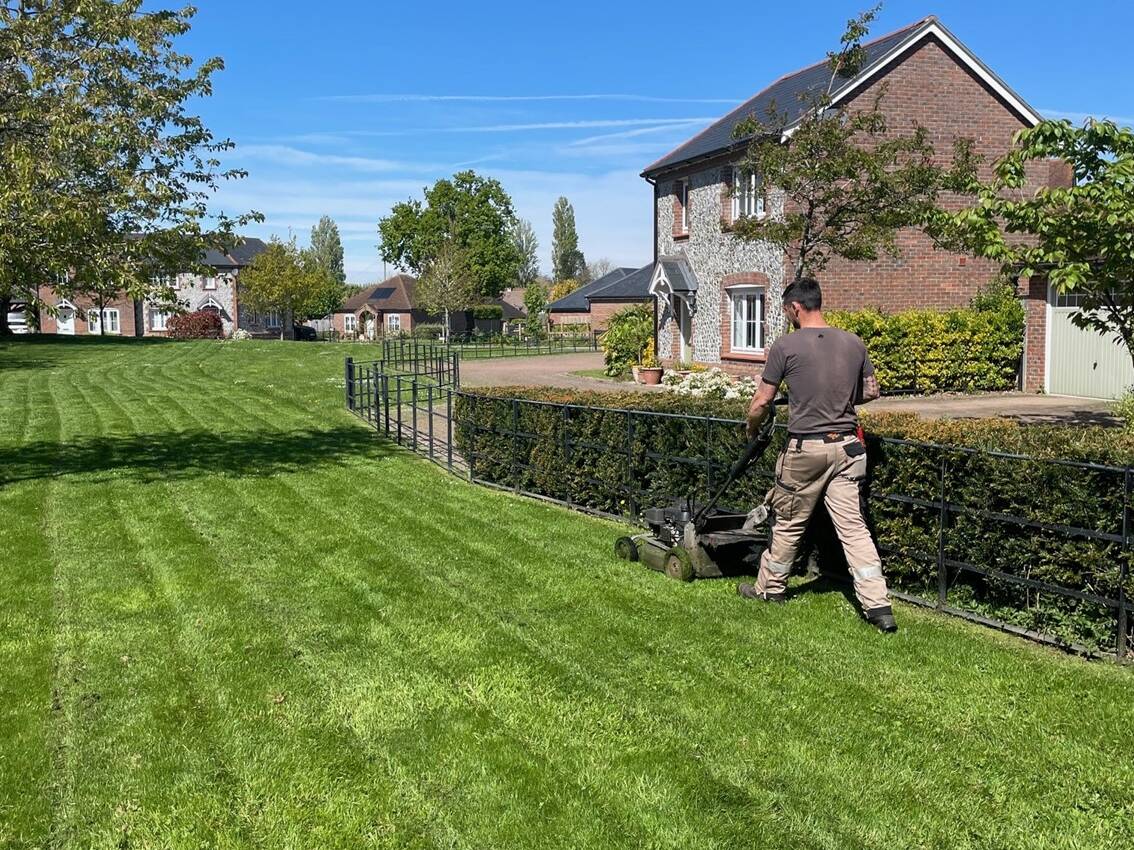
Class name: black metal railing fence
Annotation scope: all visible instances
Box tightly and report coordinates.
[344,356,1132,660]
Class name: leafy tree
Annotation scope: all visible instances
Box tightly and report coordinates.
[240,237,331,339]
[0,1,258,335]
[511,218,540,286]
[305,216,347,317]
[378,171,520,299]
[415,241,476,342]
[523,282,549,337]
[549,278,580,302]
[927,118,1134,371]
[600,304,654,376]
[309,216,346,283]
[581,257,614,285]
[551,197,585,282]
[731,5,962,281]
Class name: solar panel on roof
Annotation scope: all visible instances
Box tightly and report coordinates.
[369,287,395,301]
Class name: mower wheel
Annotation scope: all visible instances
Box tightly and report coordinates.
[614,536,639,562]
[664,547,695,582]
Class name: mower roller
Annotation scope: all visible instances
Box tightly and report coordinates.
[615,397,784,581]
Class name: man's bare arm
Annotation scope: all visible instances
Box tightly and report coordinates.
[746,381,778,439]
[859,373,880,405]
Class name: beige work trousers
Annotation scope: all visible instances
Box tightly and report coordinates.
[755,436,890,611]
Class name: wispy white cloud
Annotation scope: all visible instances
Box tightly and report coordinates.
[321,93,740,105]
[567,121,708,148]
[234,145,439,173]
[1039,109,1134,127]
[309,118,719,138]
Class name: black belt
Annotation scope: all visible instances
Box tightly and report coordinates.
[788,431,856,443]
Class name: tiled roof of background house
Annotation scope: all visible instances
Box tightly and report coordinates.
[340,273,417,312]
[547,268,637,313]
[586,263,654,301]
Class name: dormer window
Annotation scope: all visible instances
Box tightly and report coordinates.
[732,168,766,220]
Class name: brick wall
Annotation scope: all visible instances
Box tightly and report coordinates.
[589,300,649,332]
[1021,275,1048,393]
[39,287,139,336]
[818,35,1063,312]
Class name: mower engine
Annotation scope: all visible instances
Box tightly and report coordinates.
[615,500,770,582]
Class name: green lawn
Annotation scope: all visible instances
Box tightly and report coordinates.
[1,336,1132,849]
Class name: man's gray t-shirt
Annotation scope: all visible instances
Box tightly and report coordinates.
[760,327,873,435]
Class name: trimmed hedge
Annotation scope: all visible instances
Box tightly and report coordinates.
[455,387,1133,653]
[827,285,1025,395]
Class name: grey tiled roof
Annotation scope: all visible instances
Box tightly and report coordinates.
[547,267,637,313]
[642,18,931,177]
[587,263,654,301]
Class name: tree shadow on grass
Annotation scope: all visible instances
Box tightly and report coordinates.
[1,334,181,373]
[0,424,392,486]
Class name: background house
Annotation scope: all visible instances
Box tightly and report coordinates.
[38,237,269,338]
[547,266,653,330]
[639,16,1100,394]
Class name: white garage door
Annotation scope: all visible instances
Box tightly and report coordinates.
[1047,287,1134,399]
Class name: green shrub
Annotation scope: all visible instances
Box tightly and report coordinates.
[456,386,1133,652]
[471,304,504,320]
[412,323,443,339]
[599,304,652,376]
[1113,389,1134,434]
[827,282,1025,395]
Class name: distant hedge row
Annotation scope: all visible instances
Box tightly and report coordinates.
[455,387,1133,653]
[827,284,1025,395]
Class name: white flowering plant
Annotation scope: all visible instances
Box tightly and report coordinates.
[661,367,760,401]
[230,328,253,341]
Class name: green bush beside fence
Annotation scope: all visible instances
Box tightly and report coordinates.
[827,284,1025,394]
[454,387,1133,653]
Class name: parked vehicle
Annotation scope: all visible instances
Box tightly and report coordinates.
[293,323,317,341]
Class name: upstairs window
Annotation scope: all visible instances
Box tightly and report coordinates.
[203,276,218,290]
[732,168,766,220]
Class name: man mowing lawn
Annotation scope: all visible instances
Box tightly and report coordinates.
[739,277,896,632]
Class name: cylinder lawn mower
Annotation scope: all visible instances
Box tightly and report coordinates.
[614,398,784,582]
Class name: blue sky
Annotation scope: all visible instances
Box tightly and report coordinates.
[176,0,1134,283]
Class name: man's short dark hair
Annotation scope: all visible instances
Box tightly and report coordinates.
[782,277,822,310]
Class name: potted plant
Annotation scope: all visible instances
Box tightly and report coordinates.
[638,339,663,385]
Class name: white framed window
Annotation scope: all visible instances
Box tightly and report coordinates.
[260,309,281,327]
[203,275,217,290]
[87,308,121,335]
[153,274,175,291]
[386,313,401,332]
[149,308,171,331]
[343,314,358,333]
[732,168,766,220]
[729,287,764,352]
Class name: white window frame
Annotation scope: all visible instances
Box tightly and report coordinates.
[732,168,766,221]
[149,307,171,332]
[386,313,401,332]
[343,314,358,333]
[677,179,689,233]
[87,307,121,335]
[203,275,218,291]
[728,286,765,353]
[263,309,281,327]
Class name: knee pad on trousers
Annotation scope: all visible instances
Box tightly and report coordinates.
[851,563,883,581]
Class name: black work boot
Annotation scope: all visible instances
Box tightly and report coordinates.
[864,606,898,633]
[737,583,786,604]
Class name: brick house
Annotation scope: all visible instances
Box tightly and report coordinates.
[547,265,653,330]
[38,238,270,337]
[640,15,1068,391]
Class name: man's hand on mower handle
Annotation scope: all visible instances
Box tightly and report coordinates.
[745,381,779,441]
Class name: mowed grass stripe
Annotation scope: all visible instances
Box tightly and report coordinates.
[150,362,1134,847]
[0,370,57,848]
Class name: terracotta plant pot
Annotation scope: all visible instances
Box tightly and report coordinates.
[639,367,663,385]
